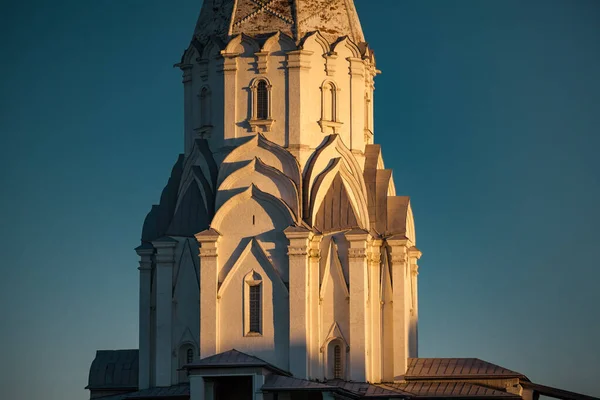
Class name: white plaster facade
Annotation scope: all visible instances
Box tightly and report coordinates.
[136,0,421,395]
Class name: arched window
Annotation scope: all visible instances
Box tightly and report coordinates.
[256,80,269,120]
[244,271,263,336]
[249,284,261,333]
[326,339,346,380]
[319,81,341,133]
[178,344,196,383]
[249,78,273,132]
[334,345,342,379]
[186,348,194,364]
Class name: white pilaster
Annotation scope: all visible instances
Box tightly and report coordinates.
[408,247,422,358]
[348,57,366,153]
[387,236,409,380]
[286,50,312,160]
[152,237,178,387]
[284,226,313,379]
[308,234,323,379]
[190,375,206,400]
[195,229,221,359]
[180,64,194,155]
[345,229,371,382]
[136,244,154,390]
[369,239,383,382]
[219,54,238,141]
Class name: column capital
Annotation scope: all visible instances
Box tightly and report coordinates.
[152,236,178,250]
[408,246,422,261]
[286,50,314,70]
[195,228,222,244]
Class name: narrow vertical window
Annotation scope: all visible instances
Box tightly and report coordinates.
[334,345,342,379]
[186,348,194,364]
[256,81,269,120]
[329,84,336,121]
[249,284,261,333]
[200,87,210,126]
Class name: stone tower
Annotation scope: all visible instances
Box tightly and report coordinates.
[136,0,421,393]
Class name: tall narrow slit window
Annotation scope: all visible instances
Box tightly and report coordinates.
[186,348,194,364]
[200,87,210,127]
[256,80,269,120]
[249,284,261,333]
[334,345,342,379]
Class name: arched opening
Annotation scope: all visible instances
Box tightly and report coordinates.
[244,270,263,336]
[178,344,196,383]
[256,80,269,120]
[322,82,336,122]
[326,339,346,380]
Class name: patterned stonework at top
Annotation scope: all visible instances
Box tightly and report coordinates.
[231,0,296,37]
[194,0,365,44]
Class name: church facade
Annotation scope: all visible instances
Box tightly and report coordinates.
[86,1,596,400]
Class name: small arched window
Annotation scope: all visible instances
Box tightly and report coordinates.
[244,270,263,336]
[334,345,342,379]
[256,80,269,120]
[249,284,261,333]
[186,348,194,364]
[319,81,341,133]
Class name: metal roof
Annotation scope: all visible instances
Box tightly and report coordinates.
[87,350,139,390]
[382,382,521,398]
[185,349,292,377]
[406,358,525,380]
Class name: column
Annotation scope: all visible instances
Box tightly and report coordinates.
[253,374,265,400]
[284,226,313,379]
[135,243,154,390]
[286,50,312,159]
[180,64,194,155]
[195,228,221,358]
[408,247,422,358]
[369,238,383,382]
[387,236,409,381]
[152,237,178,387]
[308,234,322,379]
[348,57,366,153]
[189,375,205,400]
[345,229,371,382]
[219,55,238,141]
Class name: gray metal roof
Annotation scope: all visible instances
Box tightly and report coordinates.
[406,358,525,380]
[185,349,291,376]
[125,384,190,399]
[87,350,138,390]
[383,382,521,398]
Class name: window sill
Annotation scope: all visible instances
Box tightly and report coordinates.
[249,119,274,133]
[245,332,263,337]
[319,120,343,134]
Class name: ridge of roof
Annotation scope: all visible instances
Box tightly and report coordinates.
[406,358,525,380]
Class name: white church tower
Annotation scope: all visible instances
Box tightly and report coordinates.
[135,0,421,397]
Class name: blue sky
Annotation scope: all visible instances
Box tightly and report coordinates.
[1,0,599,399]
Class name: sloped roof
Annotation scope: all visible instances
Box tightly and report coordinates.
[185,349,291,376]
[262,376,407,398]
[382,382,521,399]
[125,384,190,399]
[406,358,525,380]
[87,350,138,390]
[193,0,365,44]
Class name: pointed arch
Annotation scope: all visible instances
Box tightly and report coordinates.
[262,31,297,53]
[200,36,226,60]
[218,239,288,298]
[216,157,300,220]
[319,240,349,301]
[304,135,369,229]
[211,185,296,232]
[224,33,260,56]
[332,36,362,59]
[218,133,301,188]
[300,31,331,55]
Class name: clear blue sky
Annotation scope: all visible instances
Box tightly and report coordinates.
[1,0,599,399]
